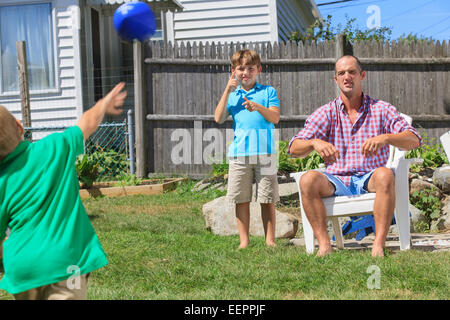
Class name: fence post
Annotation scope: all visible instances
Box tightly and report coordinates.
[127,109,136,175]
[16,41,32,141]
[133,40,147,178]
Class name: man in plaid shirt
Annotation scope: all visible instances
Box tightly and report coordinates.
[289,55,421,257]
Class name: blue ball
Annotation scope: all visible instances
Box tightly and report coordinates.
[113,2,156,42]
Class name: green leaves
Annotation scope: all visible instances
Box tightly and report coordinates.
[76,154,99,188]
[406,133,449,172]
[410,189,442,231]
[278,141,323,173]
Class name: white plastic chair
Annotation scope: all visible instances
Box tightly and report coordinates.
[440,131,450,160]
[290,114,423,254]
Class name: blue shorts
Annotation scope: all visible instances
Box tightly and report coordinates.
[319,170,376,196]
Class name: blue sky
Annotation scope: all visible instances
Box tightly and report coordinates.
[316,0,450,41]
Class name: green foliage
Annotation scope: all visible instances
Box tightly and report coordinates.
[113,174,143,187]
[208,141,325,177]
[289,14,392,43]
[76,154,99,188]
[397,32,435,44]
[410,189,442,231]
[278,141,324,173]
[88,149,129,181]
[76,148,129,185]
[210,160,229,177]
[406,134,449,172]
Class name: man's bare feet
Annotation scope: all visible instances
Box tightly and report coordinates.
[316,246,333,257]
[371,245,385,257]
[266,241,276,247]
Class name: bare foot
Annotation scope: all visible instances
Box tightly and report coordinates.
[237,242,249,250]
[371,245,385,257]
[316,246,333,257]
[266,241,276,248]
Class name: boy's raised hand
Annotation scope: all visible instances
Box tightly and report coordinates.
[100,82,127,116]
[226,71,239,92]
[78,82,128,140]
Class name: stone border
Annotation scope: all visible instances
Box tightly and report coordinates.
[79,178,186,199]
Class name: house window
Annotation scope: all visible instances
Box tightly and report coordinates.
[0,2,55,94]
[152,12,163,40]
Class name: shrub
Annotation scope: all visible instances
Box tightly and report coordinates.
[410,188,442,231]
[76,154,99,188]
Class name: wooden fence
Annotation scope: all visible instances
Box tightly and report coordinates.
[133,37,450,177]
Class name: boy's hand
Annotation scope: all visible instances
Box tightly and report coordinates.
[78,82,128,140]
[242,97,260,112]
[226,71,239,92]
[100,82,127,116]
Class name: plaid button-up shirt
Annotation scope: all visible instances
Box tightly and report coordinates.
[289,94,422,186]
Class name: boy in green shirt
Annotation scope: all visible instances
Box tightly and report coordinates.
[0,82,127,299]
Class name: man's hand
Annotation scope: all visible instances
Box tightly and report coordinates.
[312,139,340,165]
[361,135,388,157]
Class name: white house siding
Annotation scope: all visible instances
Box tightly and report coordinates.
[276,0,318,42]
[170,0,275,43]
[0,0,82,139]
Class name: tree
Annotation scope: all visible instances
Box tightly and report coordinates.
[289,15,392,43]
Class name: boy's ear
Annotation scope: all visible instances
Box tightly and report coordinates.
[16,119,25,137]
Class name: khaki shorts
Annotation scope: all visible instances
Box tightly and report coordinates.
[227,155,279,204]
[13,273,90,300]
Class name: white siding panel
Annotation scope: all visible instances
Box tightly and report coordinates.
[175,24,270,40]
[60,67,75,78]
[59,57,75,68]
[178,0,263,11]
[173,0,273,42]
[59,47,75,58]
[173,6,269,21]
[60,77,76,88]
[57,27,73,38]
[277,0,314,42]
[175,16,271,30]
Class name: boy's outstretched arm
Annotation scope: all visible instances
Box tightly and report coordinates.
[77,82,127,140]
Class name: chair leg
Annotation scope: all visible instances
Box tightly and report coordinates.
[394,206,411,250]
[301,208,315,254]
[331,217,344,249]
[394,187,411,250]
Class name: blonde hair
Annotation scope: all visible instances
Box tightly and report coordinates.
[0,105,22,161]
[231,49,261,68]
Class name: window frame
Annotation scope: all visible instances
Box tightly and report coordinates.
[0,0,60,97]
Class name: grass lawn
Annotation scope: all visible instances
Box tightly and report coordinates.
[1,181,449,300]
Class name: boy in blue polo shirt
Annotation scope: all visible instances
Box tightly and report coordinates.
[214,49,280,249]
[0,82,127,299]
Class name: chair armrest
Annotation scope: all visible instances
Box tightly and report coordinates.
[392,158,423,172]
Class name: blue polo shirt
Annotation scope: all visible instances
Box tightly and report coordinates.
[227,83,279,157]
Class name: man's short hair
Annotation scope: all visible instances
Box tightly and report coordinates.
[335,55,363,73]
[231,49,261,68]
[0,105,22,161]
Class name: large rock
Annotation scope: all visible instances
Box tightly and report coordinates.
[409,179,442,199]
[433,166,450,193]
[202,196,297,238]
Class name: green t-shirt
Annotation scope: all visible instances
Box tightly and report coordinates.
[0,126,108,294]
